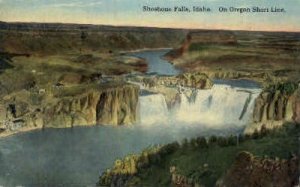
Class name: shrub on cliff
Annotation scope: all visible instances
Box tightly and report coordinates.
[99,123,299,187]
[208,135,218,144]
[267,82,298,95]
[219,151,299,187]
[227,135,238,146]
[158,142,180,156]
[216,137,228,147]
[196,137,208,148]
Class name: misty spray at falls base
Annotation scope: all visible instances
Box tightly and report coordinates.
[0,81,262,186]
[138,83,261,130]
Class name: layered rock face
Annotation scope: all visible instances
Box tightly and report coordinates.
[294,94,300,123]
[44,86,139,127]
[95,85,139,125]
[0,84,139,135]
[244,82,299,134]
[253,91,293,122]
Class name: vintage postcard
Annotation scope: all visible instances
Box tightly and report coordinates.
[0,0,299,186]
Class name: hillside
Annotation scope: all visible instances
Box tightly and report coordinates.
[98,123,299,187]
[165,31,300,86]
[0,22,187,55]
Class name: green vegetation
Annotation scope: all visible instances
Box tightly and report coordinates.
[0,23,299,185]
[0,52,146,99]
[266,82,299,95]
[99,123,300,187]
[0,22,186,101]
[188,43,212,51]
[171,31,300,86]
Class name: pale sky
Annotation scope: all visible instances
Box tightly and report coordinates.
[0,0,299,31]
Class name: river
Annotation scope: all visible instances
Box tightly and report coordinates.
[128,49,181,75]
[0,49,261,186]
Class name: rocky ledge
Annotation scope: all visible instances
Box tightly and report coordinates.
[217,152,299,187]
[98,123,300,187]
[128,72,213,108]
[0,83,139,137]
[128,72,213,89]
[244,82,300,134]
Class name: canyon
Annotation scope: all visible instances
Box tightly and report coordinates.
[0,22,299,186]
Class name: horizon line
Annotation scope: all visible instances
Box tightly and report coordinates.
[1,20,300,33]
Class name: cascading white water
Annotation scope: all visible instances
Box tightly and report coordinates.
[138,93,169,125]
[138,84,261,128]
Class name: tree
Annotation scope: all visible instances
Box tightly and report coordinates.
[227,135,237,146]
[260,124,269,137]
[209,135,217,144]
[217,137,228,147]
[80,31,88,53]
[252,129,260,139]
[196,137,208,148]
[81,31,87,41]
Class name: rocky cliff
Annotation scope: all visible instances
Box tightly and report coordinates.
[0,83,139,136]
[170,151,299,187]
[98,123,299,187]
[97,142,183,187]
[217,152,299,187]
[44,85,139,127]
[244,82,300,134]
[0,22,186,55]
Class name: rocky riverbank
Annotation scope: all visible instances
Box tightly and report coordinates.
[244,82,300,134]
[217,151,299,187]
[0,83,139,138]
[0,71,214,138]
[98,123,300,187]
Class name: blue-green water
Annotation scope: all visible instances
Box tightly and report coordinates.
[129,49,181,75]
[0,50,261,186]
[0,125,243,186]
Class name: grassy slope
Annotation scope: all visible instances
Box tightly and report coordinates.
[0,53,145,97]
[0,22,186,98]
[121,123,299,187]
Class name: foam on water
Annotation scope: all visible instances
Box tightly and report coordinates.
[138,84,261,129]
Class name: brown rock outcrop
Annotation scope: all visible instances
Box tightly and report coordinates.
[244,83,299,134]
[0,84,139,136]
[44,84,139,127]
[217,152,299,187]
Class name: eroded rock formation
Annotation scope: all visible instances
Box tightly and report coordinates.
[244,82,300,134]
[0,84,139,136]
[217,152,299,187]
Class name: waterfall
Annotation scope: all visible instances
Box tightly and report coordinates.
[138,84,261,128]
[138,93,169,125]
[173,84,260,126]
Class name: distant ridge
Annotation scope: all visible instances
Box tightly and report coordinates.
[0,21,187,32]
[0,21,299,34]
